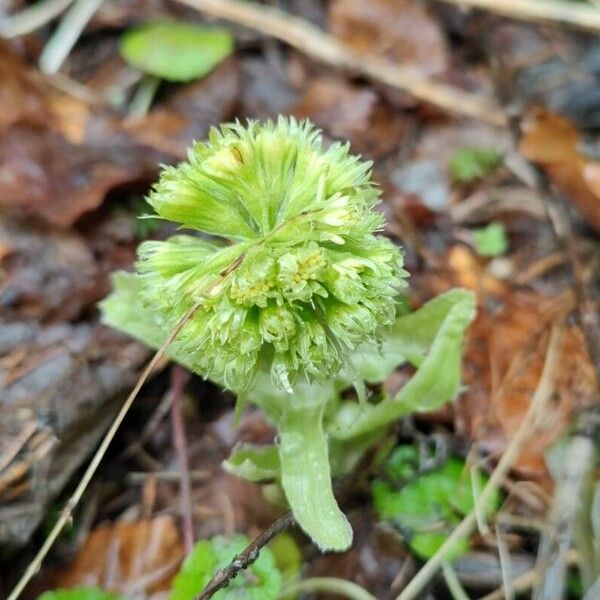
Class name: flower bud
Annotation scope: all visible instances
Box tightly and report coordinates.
[114,117,407,391]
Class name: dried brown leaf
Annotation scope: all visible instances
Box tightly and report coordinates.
[293,76,404,158]
[520,108,600,234]
[53,516,184,597]
[328,0,449,77]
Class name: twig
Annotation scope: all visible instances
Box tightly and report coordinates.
[395,324,564,600]
[7,255,246,600]
[279,577,377,600]
[0,0,73,38]
[38,0,104,74]
[194,511,295,600]
[169,365,194,555]
[430,0,600,34]
[171,0,507,126]
[480,549,579,600]
[533,411,600,599]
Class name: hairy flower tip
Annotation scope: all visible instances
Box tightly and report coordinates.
[137,117,407,392]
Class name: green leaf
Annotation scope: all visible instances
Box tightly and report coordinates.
[330,289,476,439]
[99,272,168,351]
[120,22,234,82]
[170,535,282,600]
[473,222,508,257]
[223,443,280,482]
[276,382,353,552]
[372,449,501,560]
[449,147,502,183]
[37,589,121,600]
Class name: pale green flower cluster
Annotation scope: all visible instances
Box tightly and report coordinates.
[133,117,406,392]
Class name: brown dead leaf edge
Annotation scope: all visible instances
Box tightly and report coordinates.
[52,516,184,599]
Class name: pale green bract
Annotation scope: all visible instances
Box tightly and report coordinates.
[101,118,476,553]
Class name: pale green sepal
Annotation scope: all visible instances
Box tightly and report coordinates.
[330,289,476,439]
[275,383,352,552]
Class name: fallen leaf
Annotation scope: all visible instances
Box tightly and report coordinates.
[413,246,596,485]
[328,0,449,78]
[53,516,184,597]
[0,46,160,227]
[0,41,51,132]
[520,108,600,234]
[293,76,404,158]
[462,289,596,482]
[239,57,299,120]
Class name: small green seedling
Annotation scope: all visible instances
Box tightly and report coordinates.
[472,222,508,257]
[101,118,476,552]
[120,22,234,116]
[449,147,502,183]
[170,535,282,600]
[372,445,501,559]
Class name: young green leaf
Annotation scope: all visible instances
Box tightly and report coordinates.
[120,22,234,82]
[223,443,280,482]
[472,222,508,257]
[372,447,501,560]
[37,589,121,600]
[331,289,476,439]
[449,147,502,183]
[170,535,282,600]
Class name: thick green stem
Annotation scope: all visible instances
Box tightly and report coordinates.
[278,396,352,552]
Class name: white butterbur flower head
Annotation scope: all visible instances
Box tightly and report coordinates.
[132,117,407,392]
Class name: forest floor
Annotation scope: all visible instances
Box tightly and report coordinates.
[1,0,599,598]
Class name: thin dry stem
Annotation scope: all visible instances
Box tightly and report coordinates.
[171,0,507,126]
[395,324,564,600]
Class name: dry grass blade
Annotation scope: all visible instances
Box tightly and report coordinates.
[395,324,565,600]
[172,0,507,126]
